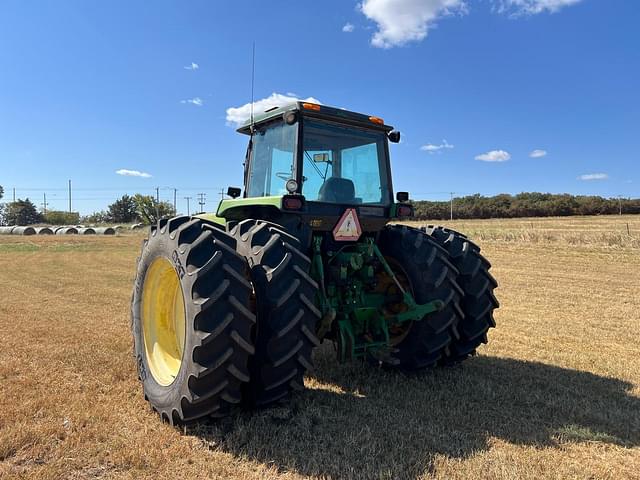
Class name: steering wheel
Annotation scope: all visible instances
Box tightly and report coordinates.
[275,172,291,181]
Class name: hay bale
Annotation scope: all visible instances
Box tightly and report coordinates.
[56,227,78,235]
[12,226,37,236]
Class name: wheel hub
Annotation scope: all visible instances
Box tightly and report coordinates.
[141,257,186,386]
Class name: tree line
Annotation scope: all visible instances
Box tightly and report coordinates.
[0,189,176,226]
[1,186,638,225]
[412,193,640,220]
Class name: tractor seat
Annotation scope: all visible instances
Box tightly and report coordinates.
[317,177,356,203]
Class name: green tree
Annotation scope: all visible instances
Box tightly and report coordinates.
[133,194,176,224]
[107,195,139,223]
[5,198,43,225]
[43,210,80,225]
[0,185,4,200]
[81,210,110,224]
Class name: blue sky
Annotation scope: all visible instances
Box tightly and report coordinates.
[0,0,638,214]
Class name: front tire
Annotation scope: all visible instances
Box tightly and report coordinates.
[131,217,255,424]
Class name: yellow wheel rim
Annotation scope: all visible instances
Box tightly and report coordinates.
[141,257,186,386]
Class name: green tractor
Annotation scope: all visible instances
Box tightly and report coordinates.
[131,101,499,424]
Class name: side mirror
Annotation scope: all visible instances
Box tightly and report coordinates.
[227,187,241,199]
[396,191,409,202]
[283,111,298,125]
[388,130,401,143]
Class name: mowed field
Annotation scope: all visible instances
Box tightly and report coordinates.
[1,215,639,480]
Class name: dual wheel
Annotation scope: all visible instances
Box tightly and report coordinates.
[131,217,320,424]
[131,217,497,424]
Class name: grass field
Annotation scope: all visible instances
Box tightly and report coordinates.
[1,215,639,479]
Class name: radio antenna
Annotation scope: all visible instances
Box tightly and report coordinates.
[250,41,256,133]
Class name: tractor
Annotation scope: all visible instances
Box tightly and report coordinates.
[131,101,499,424]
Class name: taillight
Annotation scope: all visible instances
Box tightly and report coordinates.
[282,195,304,210]
[397,205,413,217]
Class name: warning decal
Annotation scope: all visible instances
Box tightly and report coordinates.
[332,208,362,241]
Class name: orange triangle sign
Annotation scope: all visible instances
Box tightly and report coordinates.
[333,208,362,241]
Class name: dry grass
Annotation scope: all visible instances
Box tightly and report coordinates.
[1,216,639,479]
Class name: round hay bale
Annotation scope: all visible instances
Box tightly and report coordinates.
[0,226,16,235]
[35,227,54,235]
[77,227,96,235]
[95,227,116,235]
[56,227,78,235]
[12,226,37,236]
[131,223,143,230]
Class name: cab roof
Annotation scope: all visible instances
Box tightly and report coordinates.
[236,101,394,135]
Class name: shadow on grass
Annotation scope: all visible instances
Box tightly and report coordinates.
[188,346,640,479]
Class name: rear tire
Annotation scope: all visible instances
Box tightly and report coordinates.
[378,225,464,370]
[422,226,499,362]
[231,219,321,407]
[131,216,255,424]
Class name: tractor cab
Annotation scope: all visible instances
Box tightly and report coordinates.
[211,102,409,232]
[241,102,397,206]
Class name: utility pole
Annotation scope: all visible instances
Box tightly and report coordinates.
[173,188,177,212]
[42,193,48,214]
[219,188,226,201]
[156,187,160,203]
[197,192,206,213]
[618,196,623,215]
[12,188,16,202]
[184,196,192,216]
[450,192,454,221]
[68,180,72,213]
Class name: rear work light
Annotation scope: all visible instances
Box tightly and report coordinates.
[302,103,321,111]
[282,195,304,210]
[369,116,384,125]
[397,205,413,218]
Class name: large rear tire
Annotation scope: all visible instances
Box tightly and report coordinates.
[378,225,464,369]
[231,220,321,407]
[422,226,499,362]
[131,217,255,424]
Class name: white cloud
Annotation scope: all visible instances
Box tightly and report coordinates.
[116,169,152,178]
[181,97,203,106]
[495,0,582,15]
[421,139,454,153]
[226,92,322,126]
[342,22,355,32]
[184,62,199,70]
[360,0,467,48]
[529,149,547,158]
[578,173,608,181]
[475,150,511,162]
[357,0,581,48]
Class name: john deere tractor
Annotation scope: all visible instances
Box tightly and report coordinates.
[131,102,499,424]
